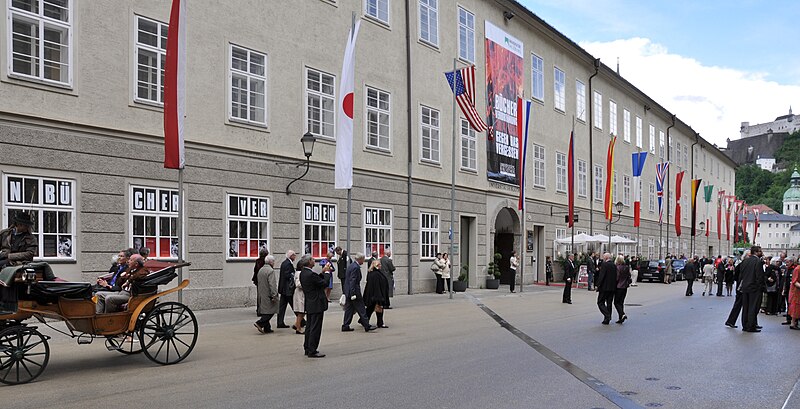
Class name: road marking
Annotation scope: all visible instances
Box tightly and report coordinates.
[782,373,800,409]
[465,293,645,409]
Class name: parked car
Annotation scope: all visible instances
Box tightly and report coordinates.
[671,259,686,281]
[639,260,666,282]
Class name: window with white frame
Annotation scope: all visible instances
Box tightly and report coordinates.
[576,80,586,121]
[648,238,655,258]
[703,152,707,171]
[458,7,474,63]
[366,87,391,150]
[635,116,643,148]
[420,212,439,259]
[669,190,674,215]
[609,100,617,136]
[554,67,565,112]
[556,228,569,252]
[676,141,682,167]
[131,186,179,259]
[364,207,392,257]
[302,202,337,259]
[3,174,75,259]
[659,130,665,158]
[556,152,567,193]
[419,0,438,46]
[227,194,269,259]
[533,144,546,187]
[623,174,631,206]
[577,160,587,198]
[683,146,689,170]
[669,140,674,162]
[460,118,476,171]
[229,45,267,125]
[9,0,72,86]
[365,0,389,24]
[134,15,166,104]
[649,183,655,212]
[421,105,440,163]
[613,171,618,203]
[532,54,544,101]
[623,109,631,143]
[593,91,603,129]
[649,124,656,154]
[306,68,336,139]
[594,164,604,202]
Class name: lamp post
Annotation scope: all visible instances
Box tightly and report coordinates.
[698,221,709,257]
[285,132,317,195]
[607,201,624,252]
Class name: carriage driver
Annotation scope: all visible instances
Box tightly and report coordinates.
[0,212,38,269]
[95,254,150,314]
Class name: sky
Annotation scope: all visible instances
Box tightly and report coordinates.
[518,0,800,147]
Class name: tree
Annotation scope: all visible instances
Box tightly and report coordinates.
[735,165,792,213]
[775,130,800,170]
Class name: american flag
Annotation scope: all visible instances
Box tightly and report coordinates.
[445,65,488,132]
[655,162,669,224]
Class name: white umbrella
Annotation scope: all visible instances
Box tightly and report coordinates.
[590,233,609,243]
[555,232,595,244]
[610,235,636,244]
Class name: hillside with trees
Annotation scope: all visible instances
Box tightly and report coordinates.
[735,130,799,212]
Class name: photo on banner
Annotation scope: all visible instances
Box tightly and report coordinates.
[484,21,524,185]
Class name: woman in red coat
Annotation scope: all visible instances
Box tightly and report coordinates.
[788,263,800,330]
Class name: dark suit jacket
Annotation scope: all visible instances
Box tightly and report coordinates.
[278,258,295,296]
[564,260,576,281]
[595,260,617,292]
[300,267,330,314]
[738,256,764,293]
[337,251,348,280]
[344,261,363,299]
[683,261,697,280]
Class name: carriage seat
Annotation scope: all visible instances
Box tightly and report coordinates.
[31,281,93,300]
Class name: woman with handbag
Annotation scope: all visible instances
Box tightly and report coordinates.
[364,260,389,328]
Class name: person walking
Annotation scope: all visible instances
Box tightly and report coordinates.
[292,265,306,335]
[335,246,348,291]
[702,260,715,296]
[595,253,617,325]
[683,257,697,296]
[299,254,331,358]
[379,250,396,309]
[664,255,673,284]
[586,253,597,291]
[562,254,575,304]
[545,256,553,286]
[342,253,377,332]
[276,250,297,328]
[254,255,278,334]
[787,261,800,330]
[629,255,639,287]
[363,259,389,328]
[725,252,748,328]
[614,255,631,324]
[724,258,735,296]
[715,256,726,296]
[252,248,268,286]
[433,253,445,294]
[739,246,765,333]
[509,251,518,293]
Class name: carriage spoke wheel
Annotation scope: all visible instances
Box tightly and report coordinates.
[106,332,143,355]
[139,302,198,365]
[0,326,50,385]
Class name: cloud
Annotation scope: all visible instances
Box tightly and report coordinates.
[579,37,800,146]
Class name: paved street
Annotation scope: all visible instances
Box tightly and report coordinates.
[4,282,800,409]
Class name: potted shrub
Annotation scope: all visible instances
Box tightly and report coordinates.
[453,264,469,292]
[486,253,502,289]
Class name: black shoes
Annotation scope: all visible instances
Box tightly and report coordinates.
[307,352,326,358]
[364,325,378,332]
[615,315,628,324]
[341,326,354,332]
[378,325,389,328]
[601,320,610,325]
[725,323,738,328]
[743,329,761,333]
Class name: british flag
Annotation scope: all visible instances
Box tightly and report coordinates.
[445,65,488,132]
[655,162,670,225]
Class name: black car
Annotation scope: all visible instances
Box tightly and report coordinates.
[639,260,666,282]
[671,259,686,281]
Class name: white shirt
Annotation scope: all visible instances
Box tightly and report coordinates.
[510,256,518,271]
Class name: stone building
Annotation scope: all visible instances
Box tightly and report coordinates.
[740,107,800,139]
[0,0,735,309]
[744,170,800,257]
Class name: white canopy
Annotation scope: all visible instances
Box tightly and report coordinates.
[590,233,609,243]
[554,233,595,244]
[610,235,637,244]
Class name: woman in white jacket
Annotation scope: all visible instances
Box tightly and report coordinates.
[702,261,715,296]
[441,253,452,293]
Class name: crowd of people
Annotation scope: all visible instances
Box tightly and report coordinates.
[252,247,395,358]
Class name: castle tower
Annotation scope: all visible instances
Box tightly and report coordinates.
[784,169,800,215]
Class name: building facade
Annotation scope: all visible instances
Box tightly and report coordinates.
[740,107,799,139]
[0,0,735,309]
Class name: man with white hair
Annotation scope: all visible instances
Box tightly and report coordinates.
[277,250,297,329]
[254,255,278,334]
[342,252,377,332]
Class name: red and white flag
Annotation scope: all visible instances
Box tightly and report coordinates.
[163,0,186,170]
[335,20,361,189]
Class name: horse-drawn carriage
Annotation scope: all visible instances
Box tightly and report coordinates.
[0,260,197,385]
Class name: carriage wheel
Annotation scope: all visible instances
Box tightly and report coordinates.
[139,302,198,365]
[0,325,50,385]
[106,333,143,355]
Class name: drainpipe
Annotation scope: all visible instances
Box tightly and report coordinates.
[691,132,699,258]
[664,114,675,260]
[588,58,600,236]
[405,0,414,295]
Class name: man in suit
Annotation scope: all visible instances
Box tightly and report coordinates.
[379,250,396,309]
[276,250,297,328]
[725,251,748,328]
[716,255,726,296]
[299,254,331,358]
[342,253,377,332]
[335,246,348,290]
[738,246,765,332]
[562,253,575,304]
[683,257,698,296]
[595,253,617,325]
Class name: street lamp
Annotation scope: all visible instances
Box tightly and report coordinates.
[698,221,708,257]
[285,131,317,195]
[607,201,624,251]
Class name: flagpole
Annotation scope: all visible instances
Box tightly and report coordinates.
[570,119,575,261]
[449,57,457,300]
[177,168,184,302]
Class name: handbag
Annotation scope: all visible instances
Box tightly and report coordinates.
[338,294,347,307]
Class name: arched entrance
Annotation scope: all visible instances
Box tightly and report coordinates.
[493,207,520,285]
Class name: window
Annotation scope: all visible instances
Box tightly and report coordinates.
[676,141,682,166]
[577,160,587,198]
[306,68,336,139]
[609,100,617,136]
[131,186,179,259]
[556,152,567,193]
[532,54,544,101]
[364,207,392,257]
[659,130,665,159]
[648,238,655,259]
[556,228,569,252]
[703,152,707,171]
[669,140,674,162]
[365,0,389,24]
[9,0,72,86]
[229,45,267,125]
[420,212,439,259]
[3,174,74,259]
[623,174,631,206]
[669,190,674,215]
[649,124,656,154]
[594,164,604,202]
[613,171,618,203]
[460,118,476,171]
[533,144,545,188]
[554,67,565,112]
[623,109,631,143]
[302,202,337,259]
[419,0,438,46]
[421,105,440,163]
[458,7,474,62]
[366,87,391,150]
[576,80,586,121]
[635,116,643,148]
[649,183,655,212]
[134,15,166,103]
[227,194,269,259]
[683,146,689,170]
[593,91,603,129]
[682,195,687,220]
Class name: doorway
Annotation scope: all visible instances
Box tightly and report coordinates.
[493,207,520,285]
[460,216,477,286]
